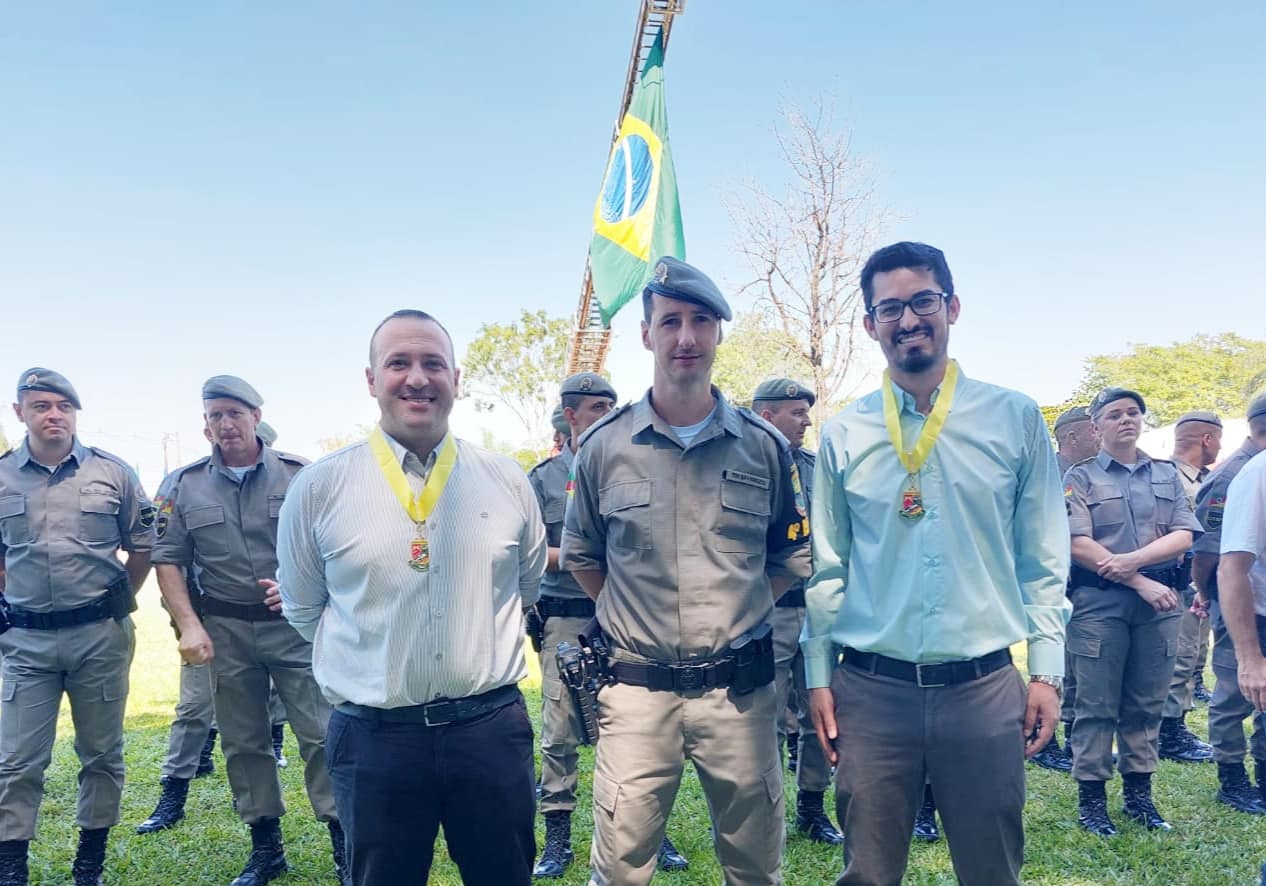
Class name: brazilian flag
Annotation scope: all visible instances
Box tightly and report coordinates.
[589,28,685,326]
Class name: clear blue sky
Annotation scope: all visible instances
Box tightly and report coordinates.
[2,2,1262,484]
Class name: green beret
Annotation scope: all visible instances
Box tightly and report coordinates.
[1054,405,1091,431]
[202,375,263,409]
[1175,410,1221,428]
[643,256,732,321]
[16,367,81,409]
[1249,393,1266,422]
[257,421,278,446]
[551,405,570,436]
[561,372,617,401]
[751,378,815,406]
[1090,387,1145,419]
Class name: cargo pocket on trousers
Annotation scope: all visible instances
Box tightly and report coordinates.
[542,675,564,702]
[592,771,620,819]
[761,762,782,806]
[1067,630,1100,660]
[102,675,128,703]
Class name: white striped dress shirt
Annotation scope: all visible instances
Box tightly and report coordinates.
[277,431,546,708]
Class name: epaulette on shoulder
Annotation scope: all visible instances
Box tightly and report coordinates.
[0,448,11,461]
[1073,455,1096,467]
[170,455,213,478]
[528,453,558,475]
[736,406,791,450]
[577,401,633,448]
[273,450,309,467]
[88,446,143,469]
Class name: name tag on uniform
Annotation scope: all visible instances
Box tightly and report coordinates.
[722,469,770,490]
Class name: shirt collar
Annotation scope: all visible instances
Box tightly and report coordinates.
[630,387,741,440]
[210,443,266,474]
[1096,448,1153,472]
[15,436,86,471]
[381,429,447,477]
[887,367,960,416]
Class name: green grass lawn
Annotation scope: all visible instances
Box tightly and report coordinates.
[18,585,1266,884]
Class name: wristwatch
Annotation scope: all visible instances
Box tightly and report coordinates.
[1029,674,1063,698]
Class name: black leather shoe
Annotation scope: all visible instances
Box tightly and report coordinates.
[1193,673,1212,704]
[657,836,688,872]
[229,818,290,886]
[137,777,191,834]
[532,812,574,879]
[1217,763,1266,815]
[196,728,218,778]
[912,790,939,842]
[1122,775,1172,831]
[0,841,29,886]
[1159,716,1213,763]
[795,790,845,845]
[1030,734,1073,772]
[1077,781,1117,836]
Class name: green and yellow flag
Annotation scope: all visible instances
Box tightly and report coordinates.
[589,29,685,326]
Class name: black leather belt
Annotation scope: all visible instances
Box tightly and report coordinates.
[611,658,736,692]
[843,648,1012,688]
[776,587,806,608]
[537,596,596,619]
[7,594,113,630]
[200,595,284,622]
[335,684,520,727]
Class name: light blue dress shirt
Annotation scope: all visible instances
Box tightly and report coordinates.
[801,368,1071,688]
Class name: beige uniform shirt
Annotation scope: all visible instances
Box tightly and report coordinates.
[561,390,811,662]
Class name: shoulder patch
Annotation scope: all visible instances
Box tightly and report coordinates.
[1205,495,1226,529]
[138,504,157,528]
[577,401,633,448]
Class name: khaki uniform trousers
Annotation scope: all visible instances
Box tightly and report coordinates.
[162,660,289,780]
[204,613,335,824]
[0,617,135,839]
[1068,585,1181,781]
[771,606,831,793]
[588,678,783,886]
[1163,585,1211,717]
[1207,601,1266,765]
[538,614,591,814]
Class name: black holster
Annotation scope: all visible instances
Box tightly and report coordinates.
[729,623,775,695]
[556,618,613,746]
[105,576,137,621]
[525,606,545,653]
[0,595,11,635]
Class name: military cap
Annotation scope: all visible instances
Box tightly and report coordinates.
[561,372,617,401]
[257,421,278,446]
[643,256,732,321]
[1248,393,1266,422]
[551,405,570,436]
[16,367,81,409]
[1053,405,1091,431]
[1090,386,1146,418]
[1175,410,1221,428]
[752,378,815,407]
[202,375,263,408]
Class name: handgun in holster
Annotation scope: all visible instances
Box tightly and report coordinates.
[729,623,775,695]
[556,618,613,745]
[525,605,545,654]
[105,576,137,621]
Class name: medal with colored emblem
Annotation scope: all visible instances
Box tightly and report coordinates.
[899,474,926,521]
[409,526,431,572]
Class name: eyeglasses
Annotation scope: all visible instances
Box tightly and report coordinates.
[869,290,948,324]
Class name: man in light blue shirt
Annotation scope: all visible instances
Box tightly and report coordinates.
[803,242,1070,886]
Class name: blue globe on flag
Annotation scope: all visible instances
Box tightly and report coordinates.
[600,134,654,225]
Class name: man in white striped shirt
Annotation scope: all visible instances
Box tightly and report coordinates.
[277,309,547,886]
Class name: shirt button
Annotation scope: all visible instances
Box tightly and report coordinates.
[434,652,443,660]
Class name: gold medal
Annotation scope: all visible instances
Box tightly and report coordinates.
[899,473,926,521]
[409,530,431,572]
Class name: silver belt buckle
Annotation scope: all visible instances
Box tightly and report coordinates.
[915,663,946,688]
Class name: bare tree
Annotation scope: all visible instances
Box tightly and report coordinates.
[727,97,890,427]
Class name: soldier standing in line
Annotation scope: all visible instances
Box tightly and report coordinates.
[751,378,843,847]
[0,368,155,886]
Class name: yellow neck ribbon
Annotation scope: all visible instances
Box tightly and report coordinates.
[367,427,457,523]
[881,360,960,474]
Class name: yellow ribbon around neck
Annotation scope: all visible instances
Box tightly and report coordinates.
[881,360,960,474]
[367,427,457,522]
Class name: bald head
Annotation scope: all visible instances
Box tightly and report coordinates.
[369,310,455,366]
[1172,419,1223,467]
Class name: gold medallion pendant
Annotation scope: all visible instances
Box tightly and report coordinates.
[409,533,431,572]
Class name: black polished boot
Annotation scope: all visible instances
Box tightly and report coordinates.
[1159,715,1213,763]
[271,724,288,769]
[1077,779,1117,836]
[229,817,290,886]
[0,840,29,886]
[657,835,689,872]
[328,819,350,886]
[1122,772,1172,831]
[532,811,574,879]
[72,827,109,886]
[1193,671,1212,703]
[196,728,218,777]
[795,789,844,845]
[137,777,191,834]
[1031,730,1073,772]
[1217,762,1266,814]
[912,785,939,842]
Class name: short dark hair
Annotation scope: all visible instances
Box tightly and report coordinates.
[560,393,583,412]
[859,242,955,311]
[368,309,454,364]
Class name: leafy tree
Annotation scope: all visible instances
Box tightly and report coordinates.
[317,424,373,454]
[0,422,9,454]
[713,310,814,408]
[727,96,890,428]
[1068,333,1266,426]
[461,309,570,445]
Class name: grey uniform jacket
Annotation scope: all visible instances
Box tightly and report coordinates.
[1065,450,1203,556]
[528,444,586,600]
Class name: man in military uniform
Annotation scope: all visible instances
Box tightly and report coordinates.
[0,368,155,886]
[1159,410,1222,763]
[1195,394,1266,813]
[562,256,812,886]
[528,373,692,878]
[550,406,569,456]
[151,376,346,886]
[751,377,843,847]
[1065,387,1203,834]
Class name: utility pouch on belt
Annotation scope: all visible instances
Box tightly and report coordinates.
[1177,553,1193,591]
[729,622,775,695]
[106,576,137,621]
[525,606,545,653]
